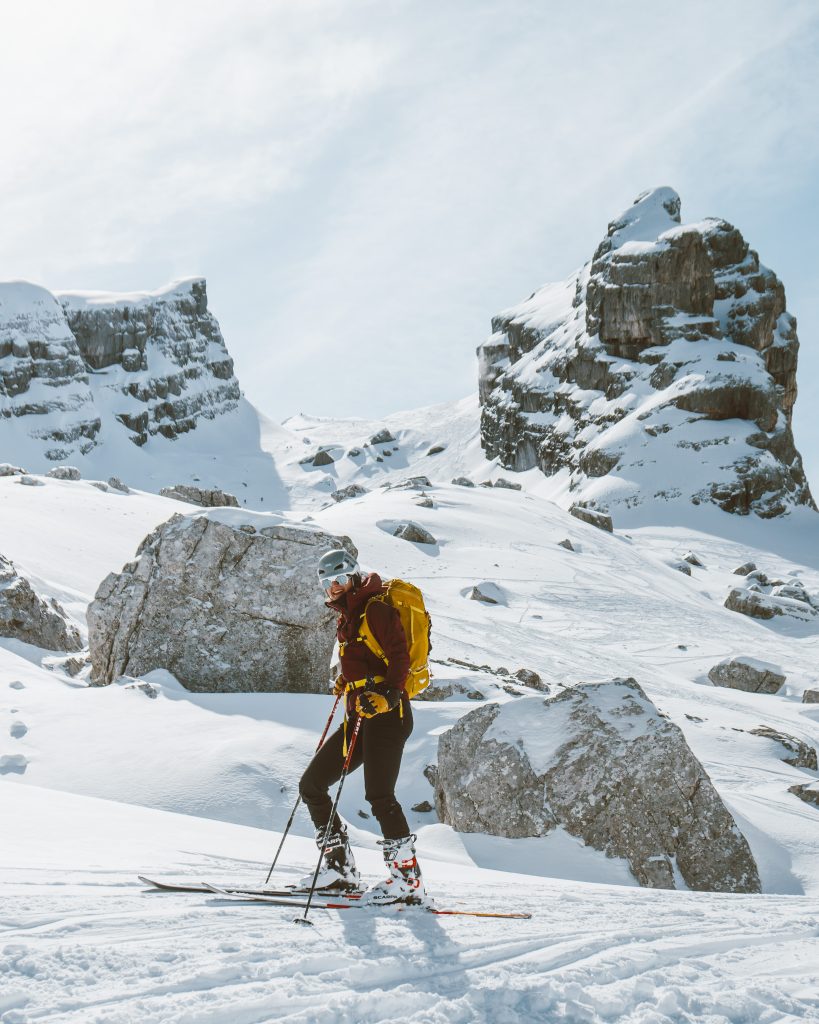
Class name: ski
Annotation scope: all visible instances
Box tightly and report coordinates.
[138,875,364,899]
[202,882,532,919]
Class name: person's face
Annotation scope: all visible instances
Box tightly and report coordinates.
[327,577,354,601]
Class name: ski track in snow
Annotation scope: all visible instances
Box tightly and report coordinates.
[3,873,819,1023]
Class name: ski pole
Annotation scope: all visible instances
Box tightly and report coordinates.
[294,713,363,927]
[264,693,341,886]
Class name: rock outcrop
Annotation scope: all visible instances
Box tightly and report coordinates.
[0,554,82,651]
[748,726,816,770]
[0,278,240,463]
[708,657,785,694]
[87,511,356,693]
[478,188,815,519]
[434,678,761,892]
[160,484,239,507]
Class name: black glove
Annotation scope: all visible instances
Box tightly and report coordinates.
[355,687,402,718]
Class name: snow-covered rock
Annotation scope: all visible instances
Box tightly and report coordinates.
[0,554,82,651]
[569,504,613,532]
[725,585,817,622]
[434,678,761,892]
[0,278,241,464]
[159,484,239,507]
[59,278,240,447]
[87,510,356,693]
[708,657,785,694]
[748,726,816,770]
[46,465,81,480]
[478,187,815,519]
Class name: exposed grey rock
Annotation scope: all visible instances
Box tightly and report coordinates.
[427,445,446,455]
[451,476,475,487]
[493,477,522,490]
[346,448,362,458]
[415,680,485,702]
[514,668,545,690]
[683,551,704,567]
[369,428,396,445]
[748,725,817,770]
[411,800,434,813]
[0,554,82,651]
[423,764,438,788]
[121,678,159,699]
[0,464,27,476]
[107,476,130,493]
[569,505,613,532]
[392,521,436,545]
[672,561,692,576]
[61,655,88,677]
[160,484,239,508]
[733,561,757,576]
[469,582,504,605]
[90,480,109,492]
[46,466,81,481]
[477,188,815,519]
[434,678,760,892]
[558,538,575,551]
[331,484,367,503]
[415,496,434,509]
[789,783,819,809]
[18,475,44,487]
[708,657,785,694]
[312,450,336,467]
[87,512,356,693]
[802,689,819,704]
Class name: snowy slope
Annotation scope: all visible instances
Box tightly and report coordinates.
[3,407,819,1020]
[3,782,819,1024]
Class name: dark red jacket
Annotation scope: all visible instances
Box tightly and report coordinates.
[328,573,410,691]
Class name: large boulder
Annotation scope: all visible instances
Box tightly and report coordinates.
[88,510,356,693]
[708,657,785,694]
[434,678,760,893]
[0,555,82,651]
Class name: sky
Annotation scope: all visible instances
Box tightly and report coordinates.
[2,0,818,482]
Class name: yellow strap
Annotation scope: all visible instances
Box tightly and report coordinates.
[341,676,386,757]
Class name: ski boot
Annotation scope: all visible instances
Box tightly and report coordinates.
[363,834,430,906]
[299,823,361,892]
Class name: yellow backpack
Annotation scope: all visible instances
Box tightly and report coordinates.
[359,579,432,699]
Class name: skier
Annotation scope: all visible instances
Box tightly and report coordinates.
[298,548,427,905]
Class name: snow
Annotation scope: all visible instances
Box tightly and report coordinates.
[56,277,207,310]
[2,391,819,1019]
[3,783,819,1023]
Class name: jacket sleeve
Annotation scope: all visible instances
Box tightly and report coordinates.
[365,600,410,690]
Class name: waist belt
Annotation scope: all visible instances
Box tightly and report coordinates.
[340,675,401,755]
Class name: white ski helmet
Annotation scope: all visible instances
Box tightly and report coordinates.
[317,549,360,591]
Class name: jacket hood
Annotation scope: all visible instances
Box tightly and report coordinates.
[326,572,384,616]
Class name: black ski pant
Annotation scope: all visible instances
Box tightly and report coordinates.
[299,699,413,841]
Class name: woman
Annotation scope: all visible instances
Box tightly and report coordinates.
[298,548,426,905]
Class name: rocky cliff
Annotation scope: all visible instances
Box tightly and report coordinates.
[0,278,240,463]
[478,188,814,518]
